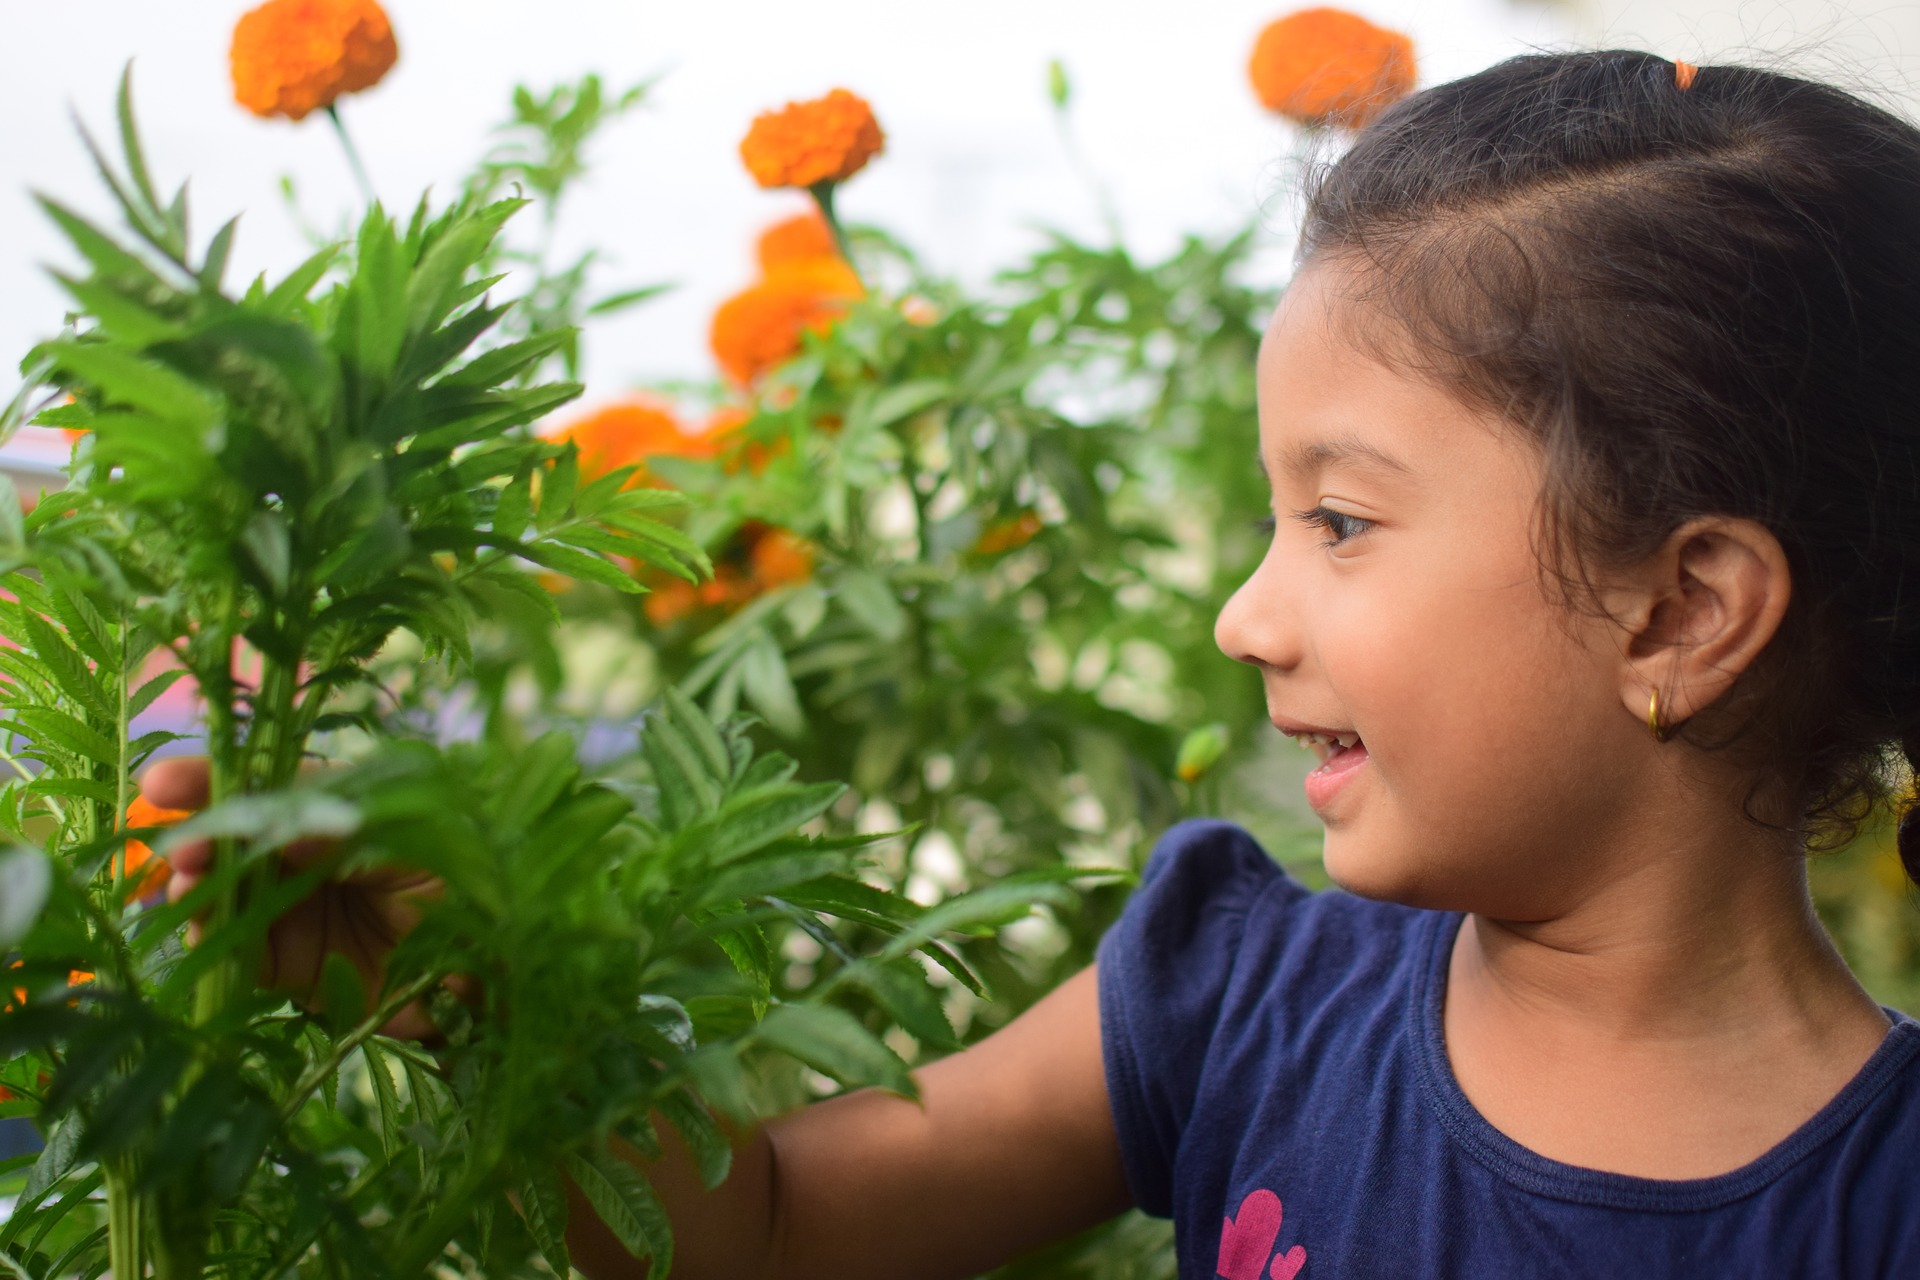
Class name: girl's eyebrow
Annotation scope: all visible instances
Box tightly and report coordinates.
[1257,436,1415,482]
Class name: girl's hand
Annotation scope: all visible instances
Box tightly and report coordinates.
[138,755,449,1041]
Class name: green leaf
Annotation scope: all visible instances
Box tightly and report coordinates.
[20,1110,82,1201]
[662,684,731,782]
[656,1091,732,1191]
[520,1161,572,1278]
[740,635,805,740]
[684,781,842,868]
[754,1004,913,1095]
[836,570,907,642]
[492,467,533,543]
[517,540,644,593]
[854,378,951,433]
[52,271,181,345]
[44,340,218,430]
[19,612,114,722]
[879,882,1074,962]
[7,707,118,765]
[565,1147,672,1272]
[241,509,292,597]
[586,283,673,315]
[127,668,187,720]
[363,1039,403,1157]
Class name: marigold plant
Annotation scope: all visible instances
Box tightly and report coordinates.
[1247,7,1415,128]
[738,88,886,190]
[230,0,399,121]
[709,258,865,386]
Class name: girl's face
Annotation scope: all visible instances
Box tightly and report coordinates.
[1217,261,1648,916]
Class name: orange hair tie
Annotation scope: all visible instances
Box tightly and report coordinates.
[1673,60,1699,91]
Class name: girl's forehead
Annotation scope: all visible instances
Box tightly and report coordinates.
[1255,264,1523,480]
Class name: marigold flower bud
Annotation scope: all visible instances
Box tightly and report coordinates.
[1248,7,1415,129]
[1176,723,1231,782]
[230,0,399,122]
[739,89,886,190]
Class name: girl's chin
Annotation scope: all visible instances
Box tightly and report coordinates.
[1320,837,1460,910]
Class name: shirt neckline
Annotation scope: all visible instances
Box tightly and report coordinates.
[1410,908,1920,1212]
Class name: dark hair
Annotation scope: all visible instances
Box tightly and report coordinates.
[1297,50,1920,877]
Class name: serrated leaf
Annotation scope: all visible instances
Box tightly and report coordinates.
[21,1110,82,1200]
[6,708,117,765]
[363,1039,403,1158]
[656,1091,732,1191]
[518,540,643,593]
[565,1147,672,1272]
[520,1161,571,1277]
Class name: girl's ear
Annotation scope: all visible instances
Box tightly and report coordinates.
[1612,516,1793,733]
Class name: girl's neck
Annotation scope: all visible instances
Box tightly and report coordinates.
[1441,799,1892,1179]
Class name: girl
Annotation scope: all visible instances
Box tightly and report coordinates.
[150,47,1920,1277]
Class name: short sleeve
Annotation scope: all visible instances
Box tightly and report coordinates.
[1096,818,1302,1217]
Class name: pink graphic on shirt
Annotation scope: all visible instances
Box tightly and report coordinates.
[1217,1189,1307,1279]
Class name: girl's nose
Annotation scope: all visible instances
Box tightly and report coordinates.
[1214,552,1301,674]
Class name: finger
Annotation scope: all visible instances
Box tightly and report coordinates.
[165,838,213,879]
[138,755,211,811]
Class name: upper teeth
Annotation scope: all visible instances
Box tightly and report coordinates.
[1295,731,1359,751]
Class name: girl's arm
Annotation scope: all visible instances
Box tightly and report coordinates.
[566,964,1129,1280]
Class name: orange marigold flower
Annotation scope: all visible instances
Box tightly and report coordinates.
[642,576,703,626]
[124,793,190,900]
[231,0,399,122]
[747,526,815,590]
[739,89,886,190]
[1248,7,1415,129]
[709,258,864,386]
[547,400,720,489]
[974,510,1044,556]
[757,211,840,271]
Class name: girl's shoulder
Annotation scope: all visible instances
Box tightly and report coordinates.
[1099,817,1432,1017]
[1096,819,1438,1217]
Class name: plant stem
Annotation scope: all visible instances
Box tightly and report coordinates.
[279,969,443,1122]
[326,105,377,206]
[808,181,861,285]
[105,1155,142,1278]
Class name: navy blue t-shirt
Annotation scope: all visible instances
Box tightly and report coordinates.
[1097,819,1920,1279]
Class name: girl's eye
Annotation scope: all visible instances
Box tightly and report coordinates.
[1288,505,1371,549]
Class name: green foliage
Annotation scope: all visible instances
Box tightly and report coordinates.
[0,78,1064,1279]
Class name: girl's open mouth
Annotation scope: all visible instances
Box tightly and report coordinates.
[1301,734,1368,812]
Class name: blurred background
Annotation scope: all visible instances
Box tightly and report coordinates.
[5,1,1912,402]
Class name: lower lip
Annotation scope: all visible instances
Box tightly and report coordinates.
[1303,743,1369,813]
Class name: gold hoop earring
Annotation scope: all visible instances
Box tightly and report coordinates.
[1647,688,1670,743]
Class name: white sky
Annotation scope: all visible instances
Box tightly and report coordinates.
[1,0,1582,405]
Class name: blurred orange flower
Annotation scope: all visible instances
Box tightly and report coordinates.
[974,511,1044,556]
[231,0,399,122]
[642,523,815,626]
[1248,8,1415,128]
[739,89,886,190]
[124,792,190,900]
[757,211,841,271]
[547,400,720,488]
[748,525,816,589]
[709,258,864,386]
